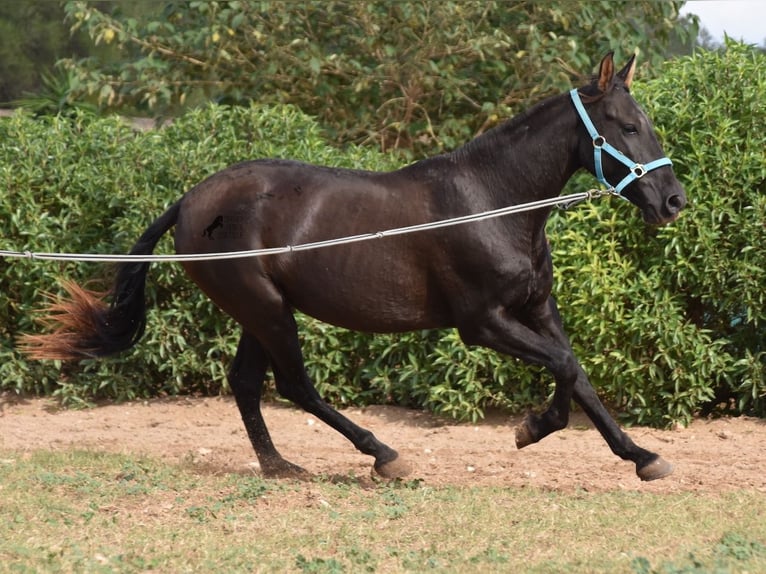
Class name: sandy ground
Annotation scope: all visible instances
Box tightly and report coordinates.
[1,394,764,493]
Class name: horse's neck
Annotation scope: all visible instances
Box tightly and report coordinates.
[449,93,580,205]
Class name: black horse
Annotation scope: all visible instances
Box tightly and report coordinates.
[22,53,686,482]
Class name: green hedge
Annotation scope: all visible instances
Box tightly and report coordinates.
[0,102,545,419]
[0,104,398,406]
[2,43,764,426]
[549,41,765,425]
[638,42,766,418]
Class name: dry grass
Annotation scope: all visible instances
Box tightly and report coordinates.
[1,449,765,573]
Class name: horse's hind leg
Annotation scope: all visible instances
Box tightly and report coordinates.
[260,311,411,479]
[228,331,307,478]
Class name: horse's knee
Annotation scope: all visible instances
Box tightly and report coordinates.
[550,351,579,383]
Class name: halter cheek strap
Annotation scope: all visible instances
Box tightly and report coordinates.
[570,89,672,197]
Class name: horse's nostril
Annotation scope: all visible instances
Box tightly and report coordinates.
[666,194,685,213]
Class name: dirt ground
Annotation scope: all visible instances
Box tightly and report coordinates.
[1,394,764,493]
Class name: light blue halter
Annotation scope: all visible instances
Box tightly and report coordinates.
[569,88,672,196]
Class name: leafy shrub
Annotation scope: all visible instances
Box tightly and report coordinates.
[548,201,734,427]
[0,104,397,405]
[2,43,764,427]
[636,41,766,417]
[547,41,766,425]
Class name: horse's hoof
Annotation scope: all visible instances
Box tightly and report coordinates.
[637,456,673,481]
[515,419,536,449]
[374,455,412,479]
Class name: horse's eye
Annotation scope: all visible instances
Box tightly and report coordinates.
[623,124,638,135]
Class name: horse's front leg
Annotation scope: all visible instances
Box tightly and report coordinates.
[572,370,673,481]
[460,296,673,481]
[460,296,580,444]
[540,298,673,480]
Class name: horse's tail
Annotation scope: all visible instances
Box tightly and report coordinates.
[19,200,182,360]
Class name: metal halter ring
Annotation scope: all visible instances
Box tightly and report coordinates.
[593,135,606,148]
[631,164,647,178]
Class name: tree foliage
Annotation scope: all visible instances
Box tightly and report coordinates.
[60,0,695,154]
[0,2,90,103]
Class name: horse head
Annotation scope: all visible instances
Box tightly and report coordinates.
[574,52,686,225]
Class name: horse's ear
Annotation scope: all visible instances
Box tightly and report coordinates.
[616,53,637,89]
[597,51,615,92]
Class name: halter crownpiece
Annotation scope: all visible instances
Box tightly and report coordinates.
[570,89,672,197]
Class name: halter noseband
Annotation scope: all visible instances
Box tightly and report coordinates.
[570,88,672,197]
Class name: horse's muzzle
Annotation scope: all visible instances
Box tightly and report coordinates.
[642,191,686,225]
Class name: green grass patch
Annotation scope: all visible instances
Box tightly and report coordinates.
[1,449,764,573]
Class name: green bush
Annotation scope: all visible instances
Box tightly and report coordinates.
[638,41,766,417]
[0,103,547,419]
[2,43,764,427]
[548,41,766,425]
[0,104,398,405]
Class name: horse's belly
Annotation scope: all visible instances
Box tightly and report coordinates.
[278,264,449,333]
[294,299,445,334]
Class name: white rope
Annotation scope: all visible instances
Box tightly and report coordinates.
[0,188,610,264]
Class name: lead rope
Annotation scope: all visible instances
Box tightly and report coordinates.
[0,188,611,264]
